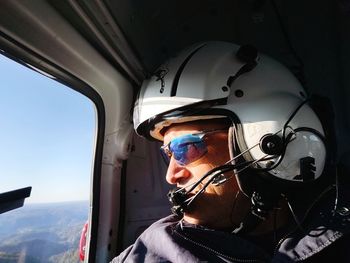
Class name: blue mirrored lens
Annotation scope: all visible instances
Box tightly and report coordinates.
[169,134,207,165]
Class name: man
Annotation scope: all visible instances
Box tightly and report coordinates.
[113,41,350,262]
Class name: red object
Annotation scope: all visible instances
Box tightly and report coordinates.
[79,221,89,261]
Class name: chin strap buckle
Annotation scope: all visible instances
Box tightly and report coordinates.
[251,191,274,220]
[233,190,281,234]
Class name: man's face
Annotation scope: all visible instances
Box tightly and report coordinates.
[163,121,240,229]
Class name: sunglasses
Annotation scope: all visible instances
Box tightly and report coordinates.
[160,129,227,166]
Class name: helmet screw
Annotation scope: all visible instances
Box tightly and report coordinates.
[235,89,244,97]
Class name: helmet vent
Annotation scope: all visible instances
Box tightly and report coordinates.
[226,45,258,88]
[222,86,229,92]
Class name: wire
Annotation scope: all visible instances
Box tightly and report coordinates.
[282,185,334,237]
[282,99,309,140]
[184,154,275,207]
[185,164,237,194]
[333,166,339,213]
[269,0,306,86]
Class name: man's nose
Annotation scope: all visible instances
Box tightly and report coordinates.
[165,157,191,184]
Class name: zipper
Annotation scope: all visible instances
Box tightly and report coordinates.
[173,229,267,263]
[273,226,297,255]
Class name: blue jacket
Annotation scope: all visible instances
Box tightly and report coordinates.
[112,187,350,262]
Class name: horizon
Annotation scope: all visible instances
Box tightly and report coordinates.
[25,199,89,205]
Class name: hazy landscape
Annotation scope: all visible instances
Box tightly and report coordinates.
[0,201,88,263]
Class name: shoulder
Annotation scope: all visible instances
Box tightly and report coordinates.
[275,185,350,262]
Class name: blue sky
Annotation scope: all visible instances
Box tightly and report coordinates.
[0,54,95,203]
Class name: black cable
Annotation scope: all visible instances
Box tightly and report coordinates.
[185,154,277,195]
[283,185,334,238]
[185,162,251,194]
[269,0,306,86]
[185,164,244,206]
[333,167,339,213]
[282,99,309,140]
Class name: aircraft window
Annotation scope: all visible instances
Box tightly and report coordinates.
[0,54,95,262]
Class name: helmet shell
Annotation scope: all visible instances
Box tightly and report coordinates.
[133,41,326,183]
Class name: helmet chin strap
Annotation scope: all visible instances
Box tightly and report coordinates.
[167,150,282,233]
[232,183,282,234]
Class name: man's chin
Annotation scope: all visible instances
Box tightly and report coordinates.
[182,202,206,225]
[182,213,202,225]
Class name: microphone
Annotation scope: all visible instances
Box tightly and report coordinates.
[167,188,188,216]
[167,164,237,216]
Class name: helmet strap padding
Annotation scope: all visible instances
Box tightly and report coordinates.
[227,126,236,164]
[228,121,274,196]
[228,125,251,196]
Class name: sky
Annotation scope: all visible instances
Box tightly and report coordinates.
[0,54,95,203]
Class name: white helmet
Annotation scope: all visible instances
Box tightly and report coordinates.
[133,41,327,191]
